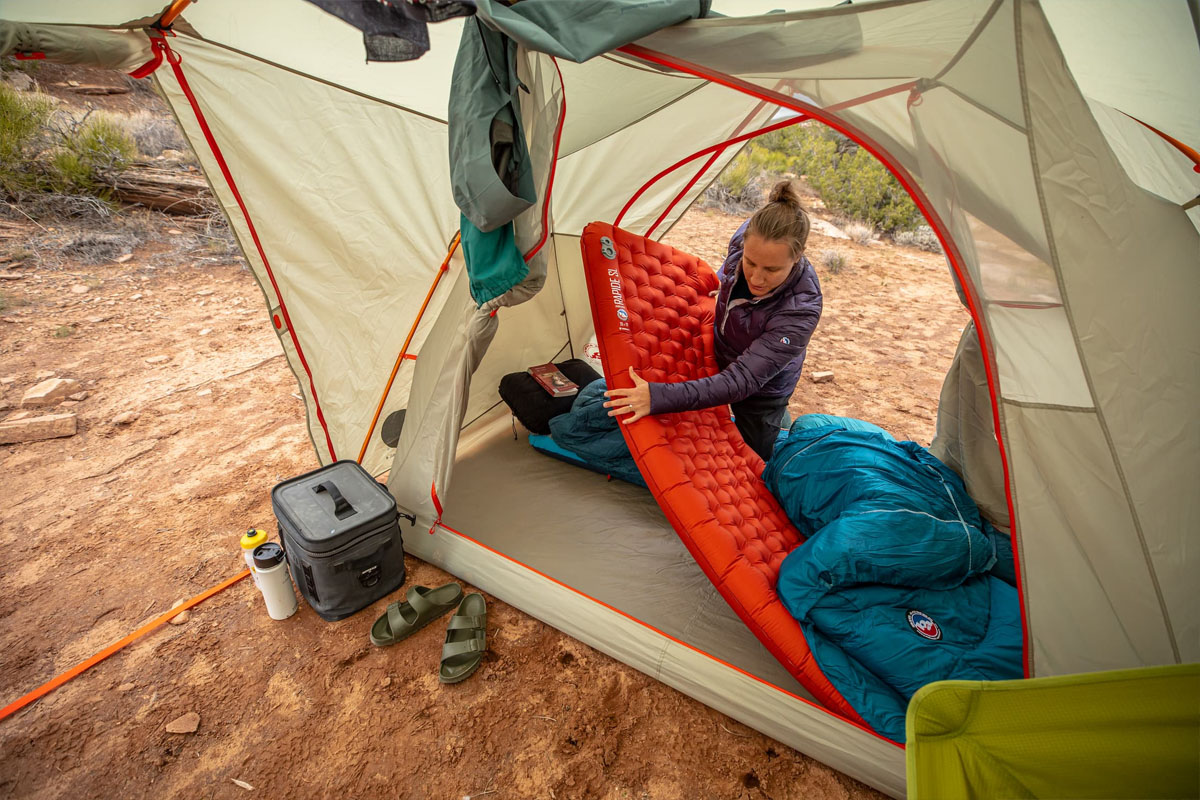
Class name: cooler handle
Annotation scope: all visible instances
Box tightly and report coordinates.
[313,481,355,519]
[333,539,394,588]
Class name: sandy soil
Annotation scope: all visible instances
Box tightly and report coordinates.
[0,64,967,800]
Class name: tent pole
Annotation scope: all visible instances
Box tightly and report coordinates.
[157,0,192,29]
[356,232,461,466]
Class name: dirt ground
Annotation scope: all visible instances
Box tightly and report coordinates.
[0,65,967,800]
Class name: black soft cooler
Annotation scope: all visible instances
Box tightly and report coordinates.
[272,460,407,621]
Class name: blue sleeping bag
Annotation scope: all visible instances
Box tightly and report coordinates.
[542,379,647,487]
[764,416,1021,742]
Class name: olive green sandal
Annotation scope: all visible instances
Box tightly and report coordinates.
[438,593,487,684]
[370,583,463,646]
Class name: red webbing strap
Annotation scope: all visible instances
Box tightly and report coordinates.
[428,481,444,535]
[128,35,166,79]
[14,52,46,61]
[0,569,250,724]
[156,35,338,460]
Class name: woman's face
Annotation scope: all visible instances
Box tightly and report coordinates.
[741,234,796,297]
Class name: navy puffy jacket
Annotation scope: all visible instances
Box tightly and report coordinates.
[649,220,823,414]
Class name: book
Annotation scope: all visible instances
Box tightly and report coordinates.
[528,362,579,398]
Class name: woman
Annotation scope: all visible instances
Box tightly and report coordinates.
[604,180,822,460]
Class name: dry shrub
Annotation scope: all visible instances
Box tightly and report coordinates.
[843,221,874,245]
[819,249,847,275]
[893,225,943,253]
[701,158,769,216]
[22,193,114,222]
[61,231,142,264]
[118,110,191,159]
[121,75,161,98]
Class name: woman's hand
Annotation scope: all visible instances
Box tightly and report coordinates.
[603,367,651,424]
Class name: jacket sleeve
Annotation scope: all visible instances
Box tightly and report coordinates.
[648,292,822,414]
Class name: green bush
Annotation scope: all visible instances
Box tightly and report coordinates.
[815,145,921,233]
[0,84,136,203]
[0,84,53,196]
[50,116,136,195]
[708,121,924,234]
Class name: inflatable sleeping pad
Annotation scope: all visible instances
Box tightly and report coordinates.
[580,222,865,727]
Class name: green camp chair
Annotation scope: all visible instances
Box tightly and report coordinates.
[906,663,1200,799]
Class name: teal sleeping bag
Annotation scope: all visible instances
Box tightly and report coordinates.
[763,416,1021,742]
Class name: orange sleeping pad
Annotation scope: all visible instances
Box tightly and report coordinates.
[581,222,864,726]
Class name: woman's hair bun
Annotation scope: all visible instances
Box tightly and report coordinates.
[768,179,803,209]
[748,180,810,258]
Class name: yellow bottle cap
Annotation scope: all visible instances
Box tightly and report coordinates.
[240,528,268,550]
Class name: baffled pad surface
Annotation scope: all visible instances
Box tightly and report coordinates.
[580,222,863,726]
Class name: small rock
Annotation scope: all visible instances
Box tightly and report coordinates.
[0,376,15,385]
[86,316,110,324]
[167,229,183,236]
[0,413,77,445]
[1,317,17,323]
[809,371,835,384]
[231,779,254,791]
[164,712,200,734]
[168,600,190,625]
[112,411,140,425]
[144,355,170,365]
[118,683,136,692]
[379,676,392,688]
[71,284,90,294]
[130,293,143,301]
[67,79,81,87]
[199,328,211,336]
[114,253,134,264]
[35,370,55,380]
[196,389,212,397]
[2,72,33,92]
[22,377,81,407]
[195,289,214,297]
[58,400,79,409]
[68,391,89,401]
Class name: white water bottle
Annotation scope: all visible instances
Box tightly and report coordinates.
[252,542,298,620]
[240,528,267,587]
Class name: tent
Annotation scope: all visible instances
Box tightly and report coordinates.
[2,1,1197,796]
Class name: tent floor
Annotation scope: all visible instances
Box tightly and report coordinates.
[428,408,809,700]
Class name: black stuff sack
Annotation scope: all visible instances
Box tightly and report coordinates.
[272,460,412,621]
[498,358,601,435]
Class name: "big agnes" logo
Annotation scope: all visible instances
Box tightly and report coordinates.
[907,610,942,640]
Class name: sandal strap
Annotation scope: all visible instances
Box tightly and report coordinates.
[405,585,437,616]
[386,599,414,633]
[446,613,486,631]
[442,636,484,661]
